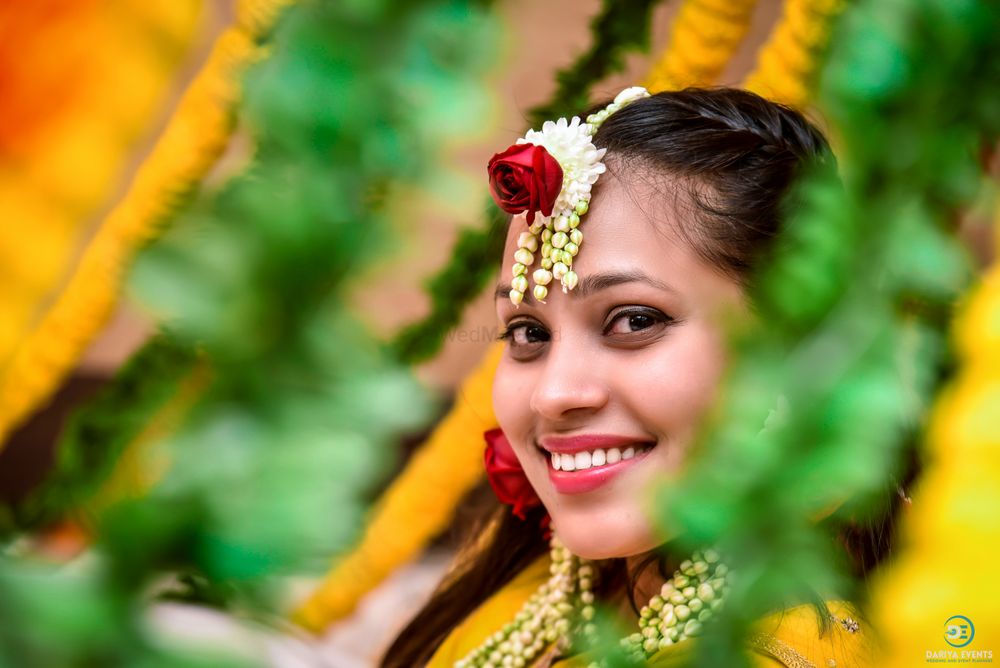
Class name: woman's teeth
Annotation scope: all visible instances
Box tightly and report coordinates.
[549,445,653,472]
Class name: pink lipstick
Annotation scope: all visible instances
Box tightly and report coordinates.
[539,434,656,495]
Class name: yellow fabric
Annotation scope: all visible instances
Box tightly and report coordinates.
[427,555,551,667]
[292,342,504,631]
[428,554,875,667]
[748,602,876,668]
[867,206,1000,665]
[0,0,291,446]
[743,0,846,108]
[643,0,759,93]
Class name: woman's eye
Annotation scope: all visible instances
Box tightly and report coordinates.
[498,309,671,353]
[498,323,549,347]
[606,308,671,336]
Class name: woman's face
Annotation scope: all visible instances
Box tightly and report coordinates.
[492,175,746,559]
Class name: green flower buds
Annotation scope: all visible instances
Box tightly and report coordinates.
[683,620,702,637]
[697,583,715,602]
[517,232,539,253]
[514,248,534,265]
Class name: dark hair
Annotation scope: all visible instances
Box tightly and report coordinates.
[381,88,900,667]
[591,87,835,286]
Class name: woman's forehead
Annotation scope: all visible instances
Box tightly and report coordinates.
[501,180,685,278]
[497,179,744,311]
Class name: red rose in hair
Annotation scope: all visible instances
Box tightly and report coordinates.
[487,143,563,223]
[483,427,542,520]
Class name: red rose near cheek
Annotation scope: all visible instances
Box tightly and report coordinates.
[483,427,543,520]
[487,143,563,224]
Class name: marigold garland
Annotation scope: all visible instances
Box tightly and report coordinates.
[869,207,1000,666]
[0,0,292,448]
[0,1,201,440]
[643,0,760,93]
[743,0,847,108]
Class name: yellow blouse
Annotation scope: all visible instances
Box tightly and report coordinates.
[427,554,876,668]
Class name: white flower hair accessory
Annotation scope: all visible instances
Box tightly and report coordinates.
[487,86,651,306]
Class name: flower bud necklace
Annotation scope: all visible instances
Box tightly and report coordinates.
[453,536,731,668]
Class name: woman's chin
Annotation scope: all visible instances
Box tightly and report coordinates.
[552,521,659,561]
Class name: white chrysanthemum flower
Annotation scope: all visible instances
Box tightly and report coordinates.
[516,115,607,217]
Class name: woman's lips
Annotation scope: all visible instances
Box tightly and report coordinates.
[538,434,656,495]
[539,433,653,453]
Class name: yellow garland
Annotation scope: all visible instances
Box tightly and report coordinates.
[293,342,503,632]
[0,0,292,448]
[869,205,1000,664]
[643,0,760,93]
[743,0,846,108]
[0,1,201,439]
[295,2,767,632]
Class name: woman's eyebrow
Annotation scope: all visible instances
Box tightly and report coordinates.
[494,270,677,302]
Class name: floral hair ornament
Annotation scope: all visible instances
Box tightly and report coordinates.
[487,86,651,307]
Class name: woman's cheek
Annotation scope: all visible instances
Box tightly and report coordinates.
[629,328,728,436]
[492,359,532,458]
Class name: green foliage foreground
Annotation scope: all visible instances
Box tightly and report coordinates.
[0,1,497,665]
[653,1,999,666]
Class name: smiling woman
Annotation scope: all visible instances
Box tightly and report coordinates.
[381,89,882,668]
[492,167,743,561]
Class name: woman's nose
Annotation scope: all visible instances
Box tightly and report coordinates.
[528,334,609,421]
